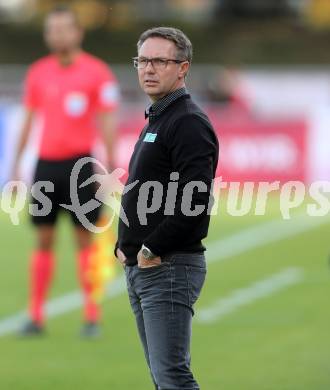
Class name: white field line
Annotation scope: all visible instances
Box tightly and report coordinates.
[0,275,126,337]
[206,214,330,264]
[196,267,304,324]
[0,214,328,336]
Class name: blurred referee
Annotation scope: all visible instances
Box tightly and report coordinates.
[115,27,219,389]
[12,6,119,337]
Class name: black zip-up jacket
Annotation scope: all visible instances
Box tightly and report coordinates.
[116,94,219,266]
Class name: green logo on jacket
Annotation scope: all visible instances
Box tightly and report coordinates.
[143,133,157,143]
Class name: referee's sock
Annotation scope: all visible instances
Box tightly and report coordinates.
[29,250,55,325]
[77,247,101,323]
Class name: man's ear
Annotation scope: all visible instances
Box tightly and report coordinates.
[178,62,190,79]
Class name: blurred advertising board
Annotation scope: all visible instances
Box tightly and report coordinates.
[0,103,326,187]
[208,110,308,182]
[0,104,36,186]
[116,108,308,183]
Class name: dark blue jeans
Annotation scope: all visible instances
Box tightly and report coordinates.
[125,253,206,390]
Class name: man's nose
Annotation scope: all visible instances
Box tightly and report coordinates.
[145,61,155,73]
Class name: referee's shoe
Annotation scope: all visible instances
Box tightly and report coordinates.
[80,322,101,339]
[18,320,44,337]
[18,320,101,339]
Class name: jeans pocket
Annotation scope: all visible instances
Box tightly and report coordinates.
[186,266,207,308]
[137,262,170,273]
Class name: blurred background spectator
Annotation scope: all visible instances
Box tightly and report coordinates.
[205,66,251,112]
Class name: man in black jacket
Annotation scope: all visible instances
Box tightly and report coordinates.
[115,27,219,390]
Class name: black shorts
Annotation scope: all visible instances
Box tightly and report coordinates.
[30,155,102,227]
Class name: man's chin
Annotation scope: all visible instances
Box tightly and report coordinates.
[143,88,164,101]
[144,85,159,92]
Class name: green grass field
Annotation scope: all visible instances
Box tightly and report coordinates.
[0,196,329,390]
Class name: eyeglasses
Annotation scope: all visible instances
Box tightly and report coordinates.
[132,57,186,70]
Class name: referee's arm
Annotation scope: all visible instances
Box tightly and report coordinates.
[12,109,35,180]
[97,111,118,170]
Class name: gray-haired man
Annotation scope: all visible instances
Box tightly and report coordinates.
[115,27,219,389]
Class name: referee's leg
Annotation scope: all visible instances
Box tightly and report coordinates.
[27,159,59,327]
[67,155,103,326]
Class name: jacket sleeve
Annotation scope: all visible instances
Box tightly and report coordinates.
[143,114,219,256]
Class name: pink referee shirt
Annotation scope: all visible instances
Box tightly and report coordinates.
[24,51,119,160]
